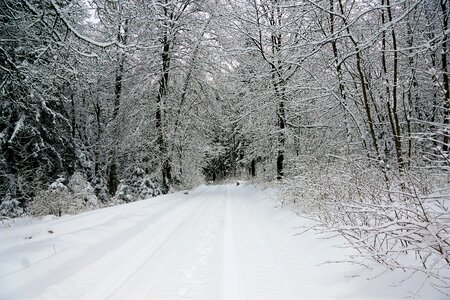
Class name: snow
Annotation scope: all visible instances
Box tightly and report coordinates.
[0,184,446,299]
[8,115,25,144]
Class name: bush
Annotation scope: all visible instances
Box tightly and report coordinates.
[0,194,23,218]
[115,168,161,203]
[68,172,98,208]
[29,172,98,217]
[284,155,450,291]
[92,175,109,203]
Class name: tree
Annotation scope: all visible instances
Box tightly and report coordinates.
[0,0,78,208]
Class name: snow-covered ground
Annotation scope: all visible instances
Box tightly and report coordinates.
[0,184,445,299]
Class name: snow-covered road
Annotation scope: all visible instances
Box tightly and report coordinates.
[0,185,442,299]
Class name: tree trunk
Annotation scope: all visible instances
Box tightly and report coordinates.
[271,0,286,180]
[380,0,404,171]
[338,0,379,158]
[276,99,285,179]
[250,159,256,177]
[108,18,129,196]
[329,0,359,151]
[441,0,450,152]
[157,24,172,193]
[405,11,417,166]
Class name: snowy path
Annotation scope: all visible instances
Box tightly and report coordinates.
[0,185,441,299]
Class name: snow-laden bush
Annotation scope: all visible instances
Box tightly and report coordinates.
[68,172,98,208]
[115,182,133,203]
[284,155,450,292]
[29,173,98,217]
[0,194,23,218]
[29,177,79,217]
[92,176,109,203]
[115,168,161,203]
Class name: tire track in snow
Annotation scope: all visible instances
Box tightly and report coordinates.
[222,187,243,300]
[1,194,196,299]
[231,189,303,299]
[0,194,176,255]
[106,190,219,299]
[43,193,208,300]
[2,207,167,277]
[139,192,225,299]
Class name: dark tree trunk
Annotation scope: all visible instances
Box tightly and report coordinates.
[381,0,404,171]
[276,100,285,180]
[157,24,172,193]
[405,12,417,166]
[338,0,379,158]
[329,0,354,148]
[441,0,450,152]
[94,98,102,176]
[108,18,129,196]
[108,163,118,197]
[71,94,76,139]
[250,159,256,177]
[271,0,286,180]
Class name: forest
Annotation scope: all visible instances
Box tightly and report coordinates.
[1,0,449,292]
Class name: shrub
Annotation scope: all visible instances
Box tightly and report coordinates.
[0,194,23,218]
[115,168,161,203]
[29,173,98,217]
